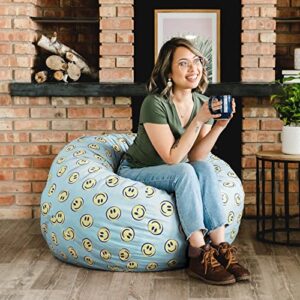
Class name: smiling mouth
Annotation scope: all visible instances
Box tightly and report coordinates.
[185,74,199,81]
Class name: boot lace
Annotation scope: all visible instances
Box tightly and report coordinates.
[201,247,221,274]
[220,244,238,269]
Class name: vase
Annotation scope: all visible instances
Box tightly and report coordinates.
[281,125,300,155]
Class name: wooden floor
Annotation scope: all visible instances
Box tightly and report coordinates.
[0,219,300,300]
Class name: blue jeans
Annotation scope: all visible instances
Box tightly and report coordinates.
[117,159,226,240]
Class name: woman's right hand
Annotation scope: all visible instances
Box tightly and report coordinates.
[196,101,221,123]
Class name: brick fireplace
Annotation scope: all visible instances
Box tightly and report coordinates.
[0,0,299,219]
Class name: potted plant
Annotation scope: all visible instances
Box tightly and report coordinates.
[271,74,300,155]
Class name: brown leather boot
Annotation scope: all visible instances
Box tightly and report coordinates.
[187,244,236,285]
[213,242,250,281]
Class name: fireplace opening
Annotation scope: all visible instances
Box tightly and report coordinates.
[32,0,99,83]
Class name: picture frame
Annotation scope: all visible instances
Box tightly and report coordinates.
[154,9,220,83]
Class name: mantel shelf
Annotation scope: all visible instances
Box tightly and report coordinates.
[9,82,282,98]
[274,17,300,23]
[30,17,99,24]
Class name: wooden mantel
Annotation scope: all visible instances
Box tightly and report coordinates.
[9,82,281,97]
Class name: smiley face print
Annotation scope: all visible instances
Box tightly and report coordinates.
[48,183,56,196]
[71,197,84,212]
[98,227,110,242]
[73,149,86,157]
[227,211,235,224]
[82,178,97,190]
[234,193,242,205]
[223,181,235,188]
[80,214,94,228]
[76,159,89,166]
[119,248,130,261]
[145,186,155,198]
[105,175,119,187]
[55,211,65,224]
[222,193,229,204]
[88,143,100,150]
[82,238,93,252]
[68,246,78,259]
[84,256,94,266]
[106,206,121,221]
[58,190,69,202]
[56,157,65,164]
[113,144,121,152]
[100,249,112,261]
[65,144,75,152]
[57,165,67,177]
[120,227,135,242]
[148,219,163,235]
[51,232,58,245]
[88,166,101,173]
[131,205,146,221]
[146,262,158,271]
[41,202,51,215]
[160,201,174,217]
[127,261,138,270]
[63,227,75,241]
[122,186,138,199]
[164,239,178,253]
[93,192,108,206]
[141,243,156,257]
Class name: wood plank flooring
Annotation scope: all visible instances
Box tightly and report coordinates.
[0,219,300,300]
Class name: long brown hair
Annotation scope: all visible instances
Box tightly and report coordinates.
[148,37,208,97]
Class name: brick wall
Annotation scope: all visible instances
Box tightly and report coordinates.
[0,0,298,219]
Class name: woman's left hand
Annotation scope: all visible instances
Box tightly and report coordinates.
[214,98,236,128]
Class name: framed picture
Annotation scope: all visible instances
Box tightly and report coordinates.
[154,9,220,83]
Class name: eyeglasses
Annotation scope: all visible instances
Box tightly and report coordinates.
[177,56,206,71]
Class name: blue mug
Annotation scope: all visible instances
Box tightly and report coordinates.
[208,95,233,119]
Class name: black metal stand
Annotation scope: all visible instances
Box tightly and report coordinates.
[256,151,300,246]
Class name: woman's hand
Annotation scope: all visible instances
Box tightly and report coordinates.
[214,98,236,128]
[196,101,221,123]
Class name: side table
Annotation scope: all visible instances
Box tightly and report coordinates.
[256,151,300,246]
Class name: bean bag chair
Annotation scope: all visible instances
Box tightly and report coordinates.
[40,133,244,272]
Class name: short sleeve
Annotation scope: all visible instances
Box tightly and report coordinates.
[139,94,168,124]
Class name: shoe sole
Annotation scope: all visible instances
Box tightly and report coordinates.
[186,269,236,285]
[236,274,250,282]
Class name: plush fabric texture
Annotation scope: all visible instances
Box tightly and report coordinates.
[40,133,244,272]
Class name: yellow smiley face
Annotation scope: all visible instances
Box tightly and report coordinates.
[80,214,94,228]
[41,223,48,234]
[141,243,156,257]
[58,190,69,202]
[113,144,121,152]
[73,149,86,157]
[214,165,221,173]
[48,183,56,196]
[63,227,75,241]
[223,181,235,188]
[76,159,89,166]
[105,150,112,157]
[167,259,177,268]
[106,175,119,187]
[88,143,100,150]
[122,186,138,199]
[51,232,58,245]
[119,248,130,261]
[164,239,178,253]
[98,227,110,242]
[227,171,237,178]
[120,227,135,242]
[93,192,108,206]
[95,137,107,143]
[222,193,229,204]
[60,252,67,260]
[68,246,78,259]
[127,261,138,270]
[41,202,51,215]
[71,197,84,212]
[230,229,237,240]
[56,157,65,164]
[227,211,235,224]
[145,186,155,198]
[160,201,174,217]
[84,256,94,266]
[50,215,57,224]
[234,193,242,205]
[55,211,65,224]
[148,219,163,235]
[57,165,67,177]
[100,249,112,261]
[82,238,93,252]
[88,166,101,173]
[106,206,121,221]
[68,172,80,184]
[131,205,146,221]
[65,145,75,152]
[82,178,97,190]
[146,262,158,271]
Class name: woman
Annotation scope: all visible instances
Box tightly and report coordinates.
[117,37,250,285]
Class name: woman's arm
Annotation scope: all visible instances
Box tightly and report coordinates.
[144,101,216,165]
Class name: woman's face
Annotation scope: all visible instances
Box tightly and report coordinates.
[169,46,203,91]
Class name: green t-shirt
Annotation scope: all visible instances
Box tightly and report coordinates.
[125,92,214,168]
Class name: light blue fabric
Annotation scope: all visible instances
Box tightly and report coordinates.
[40,133,244,272]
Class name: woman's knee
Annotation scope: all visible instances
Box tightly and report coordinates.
[190,160,215,176]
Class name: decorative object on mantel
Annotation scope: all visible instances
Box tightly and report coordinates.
[294,48,300,70]
[281,70,300,83]
[34,32,97,83]
[271,74,300,155]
